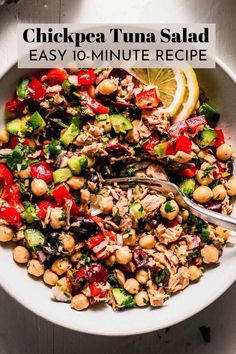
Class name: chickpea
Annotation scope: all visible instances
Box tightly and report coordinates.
[0,128,9,146]
[216,143,233,161]
[125,120,140,143]
[104,254,116,267]
[124,278,140,294]
[196,169,214,186]
[94,115,112,133]
[31,178,48,196]
[139,234,156,249]
[96,79,117,95]
[43,269,59,286]
[226,177,236,196]
[98,196,113,214]
[134,291,149,307]
[215,226,230,241]
[18,166,31,179]
[193,186,213,204]
[50,207,66,229]
[0,225,14,242]
[115,246,132,265]
[135,269,149,285]
[27,260,44,277]
[60,233,75,253]
[123,229,137,246]
[201,245,219,264]
[51,258,69,275]
[212,184,227,200]
[70,251,82,263]
[13,246,30,264]
[160,200,179,220]
[188,265,202,281]
[67,176,85,190]
[71,294,89,311]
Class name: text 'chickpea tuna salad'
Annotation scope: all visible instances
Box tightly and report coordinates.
[0,66,235,311]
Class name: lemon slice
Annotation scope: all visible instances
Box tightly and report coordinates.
[173,67,199,122]
[127,68,186,117]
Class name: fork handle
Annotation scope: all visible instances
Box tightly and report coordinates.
[185,196,236,231]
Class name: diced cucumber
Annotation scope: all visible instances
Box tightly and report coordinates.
[67,155,88,175]
[129,202,146,220]
[60,122,80,147]
[110,114,133,134]
[195,128,217,148]
[199,103,220,126]
[53,168,72,184]
[96,114,108,122]
[27,111,46,131]
[112,288,135,308]
[179,178,196,197]
[6,118,27,137]
[21,201,39,224]
[25,228,45,249]
[17,79,29,99]
[155,141,172,159]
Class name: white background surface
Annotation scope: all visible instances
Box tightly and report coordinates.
[0,0,235,353]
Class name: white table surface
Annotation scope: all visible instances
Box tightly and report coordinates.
[0,0,235,353]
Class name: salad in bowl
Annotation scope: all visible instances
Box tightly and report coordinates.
[0,66,235,313]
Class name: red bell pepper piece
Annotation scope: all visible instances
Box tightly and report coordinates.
[174,136,192,154]
[103,229,117,244]
[8,137,32,149]
[179,166,197,178]
[0,205,21,227]
[168,121,188,138]
[143,133,160,155]
[186,115,206,134]
[80,91,109,114]
[46,68,68,85]
[89,282,108,298]
[5,97,27,115]
[28,78,46,102]
[37,200,56,219]
[213,129,225,148]
[86,233,104,249]
[135,88,159,110]
[30,162,53,184]
[0,164,14,187]
[78,69,95,85]
[53,185,79,216]
[167,220,180,228]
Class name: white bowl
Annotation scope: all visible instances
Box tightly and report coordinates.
[0,59,235,336]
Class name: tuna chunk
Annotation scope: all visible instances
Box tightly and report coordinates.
[140,194,166,213]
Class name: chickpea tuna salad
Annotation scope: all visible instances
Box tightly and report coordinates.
[0,66,235,312]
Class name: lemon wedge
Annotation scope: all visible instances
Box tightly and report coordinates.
[127,67,186,117]
[173,67,199,122]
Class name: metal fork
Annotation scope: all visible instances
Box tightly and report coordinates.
[105,177,236,231]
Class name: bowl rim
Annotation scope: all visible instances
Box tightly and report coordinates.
[0,57,235,336]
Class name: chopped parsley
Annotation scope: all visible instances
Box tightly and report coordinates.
[202,166,216,178]
[6,144,34,171]
[165,201,175,213]
[155,268,170,284]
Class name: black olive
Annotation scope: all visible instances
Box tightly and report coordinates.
[42,231,61,255]
[45,119,63,140]
[70,216,101,240]
[226,161,234,174]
